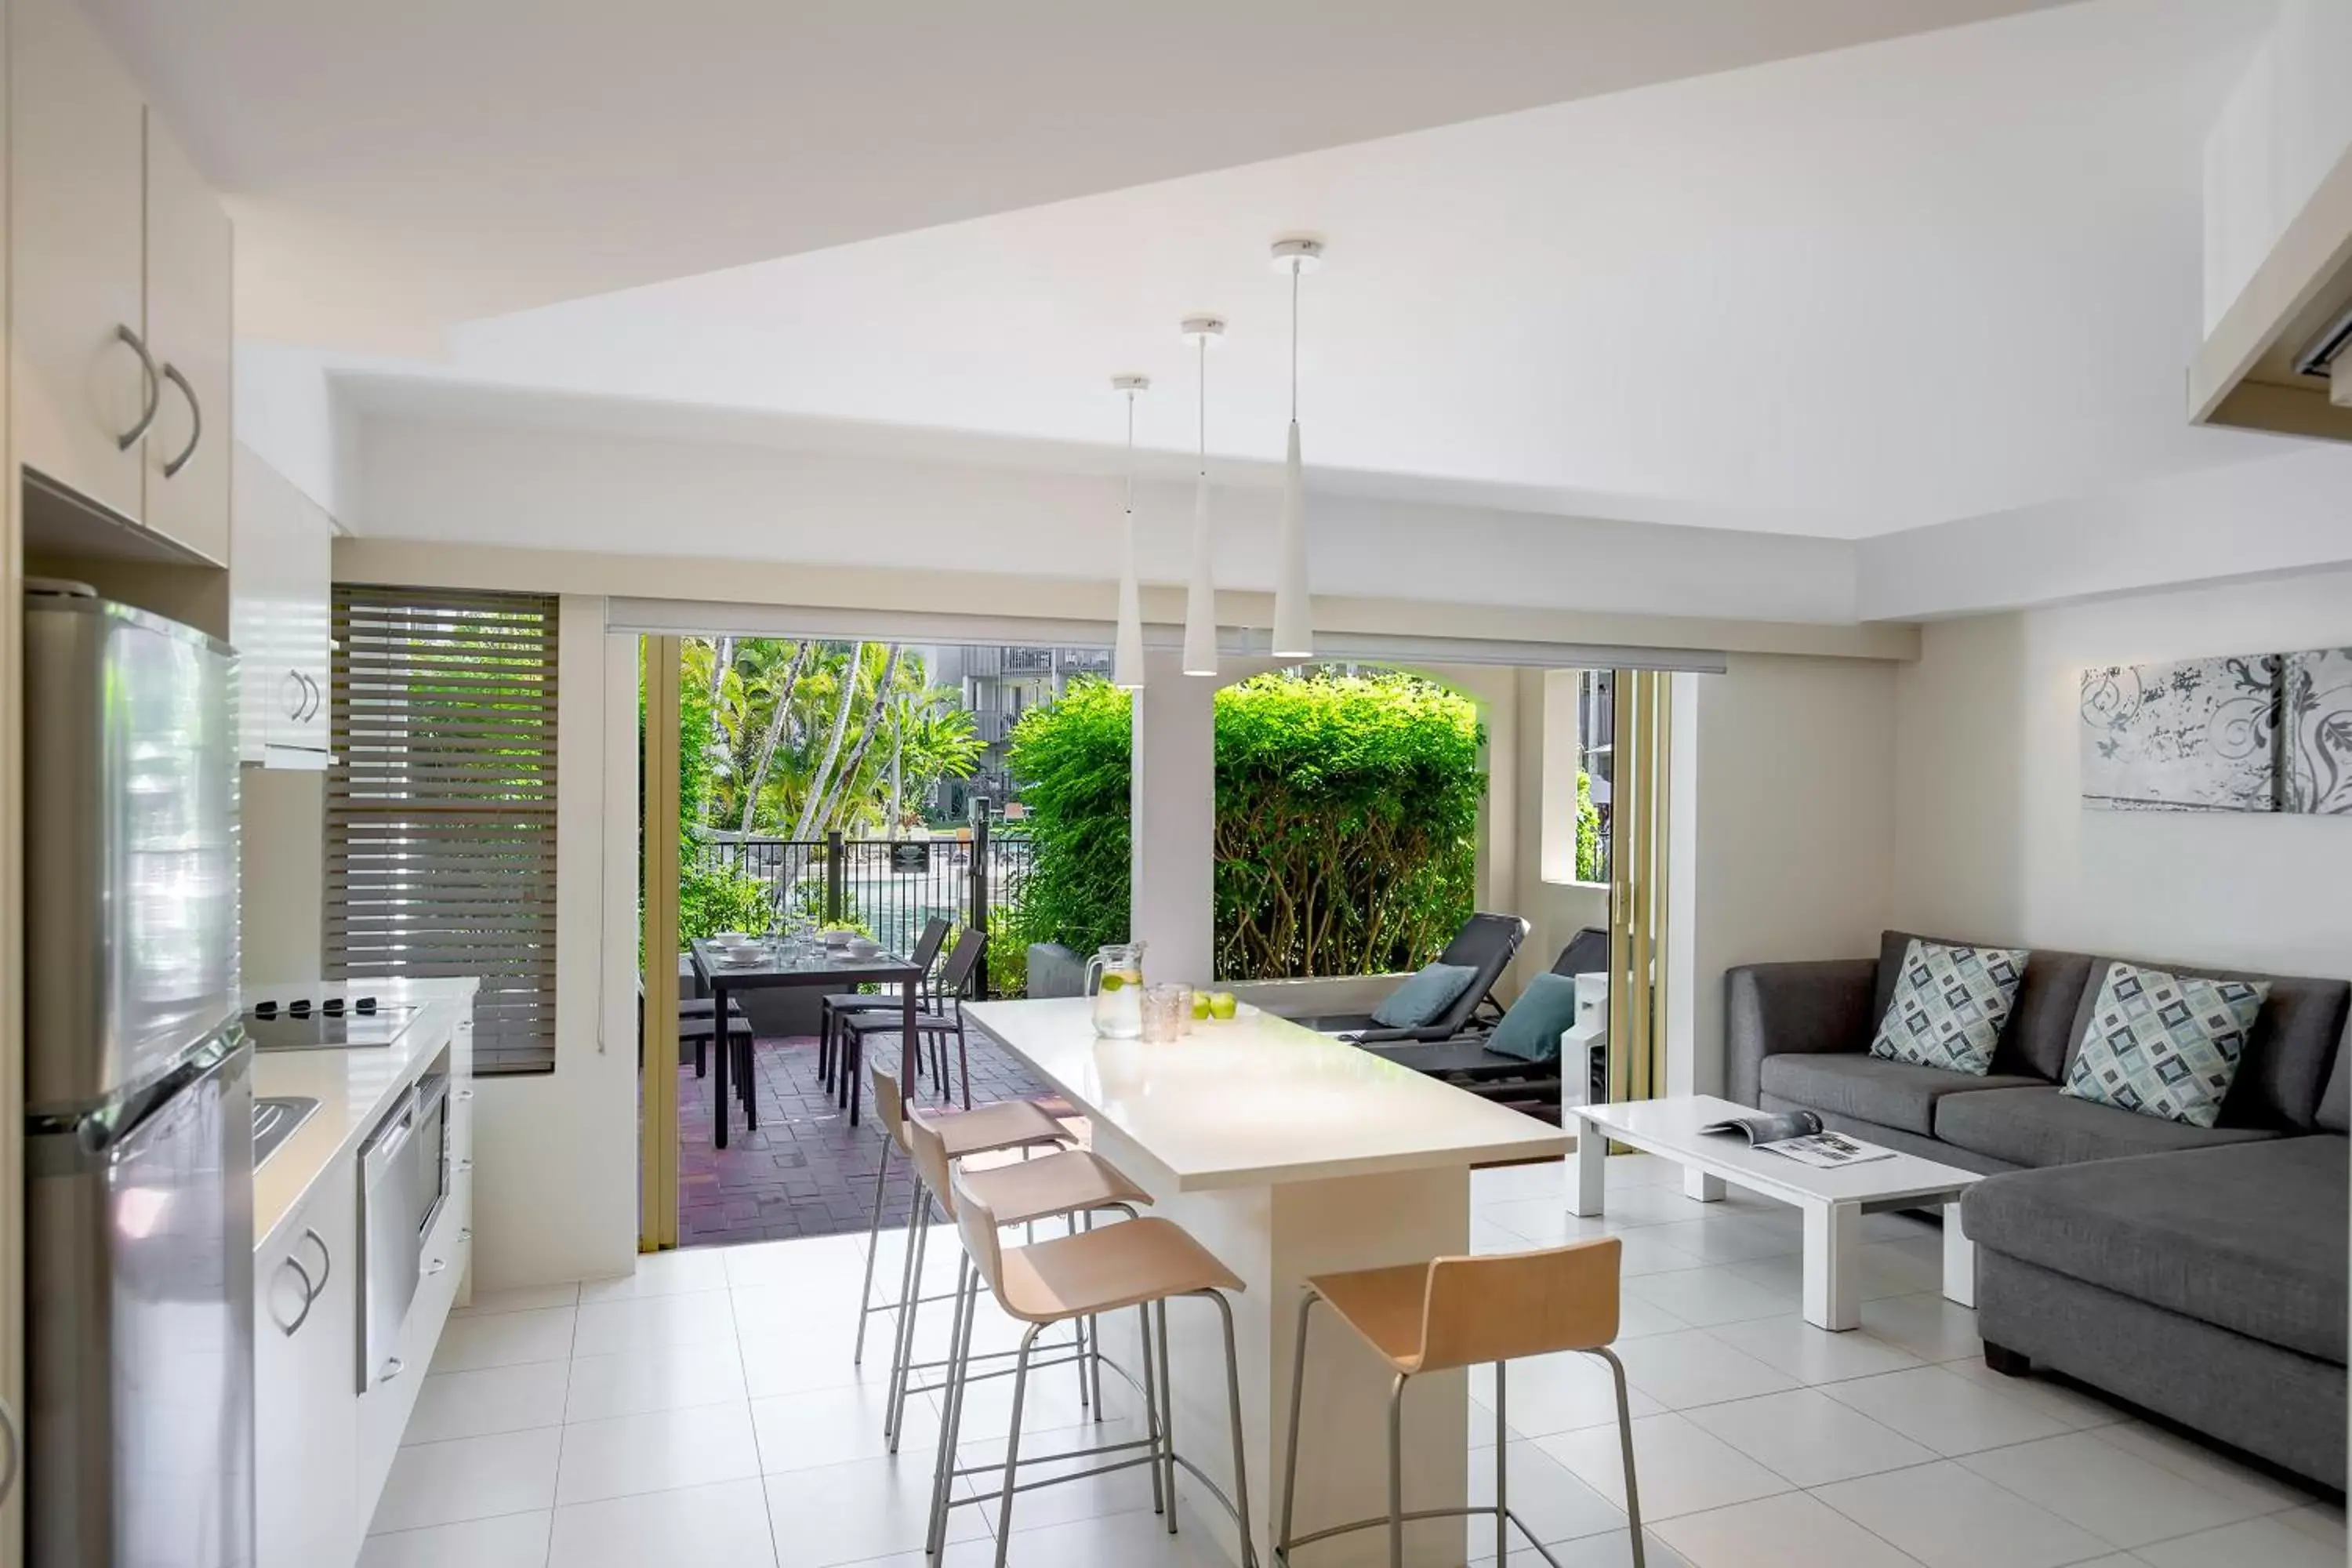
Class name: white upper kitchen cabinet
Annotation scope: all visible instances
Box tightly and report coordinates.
[10,0,151,525]
[142,114,234,564]
[231,444,333,767]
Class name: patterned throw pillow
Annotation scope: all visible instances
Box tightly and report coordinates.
[1868,938,2028,1076]
[2060,961,2269,1128]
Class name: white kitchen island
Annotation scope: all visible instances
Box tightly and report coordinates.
[962,999,1568,1568]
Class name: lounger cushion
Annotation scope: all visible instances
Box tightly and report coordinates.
[1371,963,1479,1029]
[1486,973,1582,1062]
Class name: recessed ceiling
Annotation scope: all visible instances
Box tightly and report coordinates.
[89,0,2075,348]
[347,0,2285,539]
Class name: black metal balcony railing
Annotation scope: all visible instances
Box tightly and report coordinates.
[697,830,1035,994]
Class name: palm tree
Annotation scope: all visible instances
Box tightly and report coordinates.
[812,644,903,837]
[791,641,867,840]
[737,640,815,836]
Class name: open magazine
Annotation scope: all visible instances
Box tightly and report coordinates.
[1700,1110,1896,1170]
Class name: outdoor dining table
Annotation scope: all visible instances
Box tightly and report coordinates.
[688,938,926,1148]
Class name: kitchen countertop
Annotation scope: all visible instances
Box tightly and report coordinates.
[962,997,1567,1192]
[248,977,477,1252]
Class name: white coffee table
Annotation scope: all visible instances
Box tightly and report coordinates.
[1566,1094,1981,1332]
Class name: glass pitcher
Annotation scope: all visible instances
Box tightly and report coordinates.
[1084,941,1147,1038]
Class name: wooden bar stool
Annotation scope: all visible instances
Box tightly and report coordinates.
[927,1160,1261,1568]
[889,1102,1156,1454]
[1275,1239,1644,1568]
[850,1066,1067,1370]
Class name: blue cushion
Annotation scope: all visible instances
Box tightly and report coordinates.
[1370,963,1478,1029]
[1486,972,1583,1062]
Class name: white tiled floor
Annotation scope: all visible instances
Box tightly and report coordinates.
[364,1153,2342,1568]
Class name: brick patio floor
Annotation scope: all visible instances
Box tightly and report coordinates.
[675,1028,1056,1248]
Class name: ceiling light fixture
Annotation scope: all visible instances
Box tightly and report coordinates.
[1111,374,1149,690]
[1179,314,1225,678]
[1270,237,1323,660]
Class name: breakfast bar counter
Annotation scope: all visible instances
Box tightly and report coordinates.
[963,998,1567,1567]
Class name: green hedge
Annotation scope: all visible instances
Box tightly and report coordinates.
[1004,671,1486,982]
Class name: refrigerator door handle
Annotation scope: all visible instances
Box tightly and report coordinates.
[0,1393,17,1506]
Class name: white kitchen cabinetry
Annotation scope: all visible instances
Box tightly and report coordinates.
[353,998,474,1547]
[142,116,235,564]
[254,993,475,1568]
[9,0,234,561]
[230,445,333,766]
[9,0,149,524]
[255,1152,359,1568]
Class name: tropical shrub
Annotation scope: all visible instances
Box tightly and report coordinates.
[680,861,776,943]
[1574,768,1605,884]
[1003,680,1134,965]
[1004,671,1486,982]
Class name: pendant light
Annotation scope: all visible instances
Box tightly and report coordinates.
[1270,238,1322,659]
[1110,374,1149,690]
[1179,314,1225,678]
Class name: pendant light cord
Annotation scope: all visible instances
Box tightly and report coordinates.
[1124,390,1136,517]
[1197,333,1208,476]
[1290,258,1301,423]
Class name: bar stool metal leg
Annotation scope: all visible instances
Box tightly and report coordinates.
[927,1259,983,1557]
[1494,1359,1510,1566]
[991,1323,1045,1568]
[1207,1288,1261,1568]
[1595,1347,1646,1568]
[1137,1301,1166,1516]
[1386,1373,1408,1568]
[1276,1289,1318,1565]
[1154,1298,1178,1534]
[851,1138,894,1365]
[886,1196,933,1447]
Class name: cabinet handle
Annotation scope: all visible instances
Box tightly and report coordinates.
[378,1356,405,1385]
[298,1226,333,1295]
[281,670,307,721]
[423,1258,447,1277]
[161,363,203,477]
[275,1254,317,1337]
[114,325,162,450]
[0,1394,19,1508]
[454,1159,473,1175]
[298,672,319,724]
[458,1228,474,1245]
[456,1087,475,1103]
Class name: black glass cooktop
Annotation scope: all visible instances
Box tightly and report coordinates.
[244,996,419,1052]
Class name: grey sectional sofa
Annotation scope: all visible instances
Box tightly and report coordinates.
[1727,931,2350,1490]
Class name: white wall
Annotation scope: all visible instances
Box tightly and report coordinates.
[469,601,640,1290]
[1893,568,2352,979]
[240,768,324,984]
[1679,655,1900,1094]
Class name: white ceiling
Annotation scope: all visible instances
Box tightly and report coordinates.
[91,0,2074,349]
[295,0,2293,540]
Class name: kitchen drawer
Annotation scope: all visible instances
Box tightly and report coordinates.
[255,1156,359,1568]
[416,1165,472,1340]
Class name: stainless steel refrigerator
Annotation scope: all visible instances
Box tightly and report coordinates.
[22,583,250,1568]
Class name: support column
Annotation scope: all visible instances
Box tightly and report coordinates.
[1131,650,1217,985]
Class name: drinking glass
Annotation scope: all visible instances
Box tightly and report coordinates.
[1141,983,1191,1043]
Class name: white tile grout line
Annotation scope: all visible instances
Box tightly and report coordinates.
[378,1223,2332,1563]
